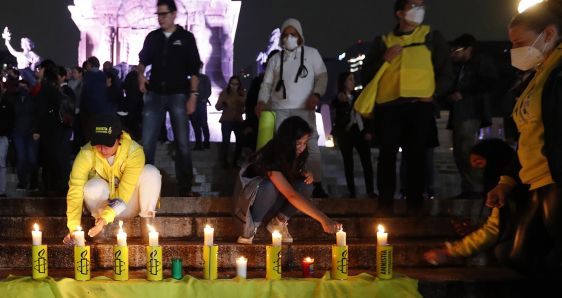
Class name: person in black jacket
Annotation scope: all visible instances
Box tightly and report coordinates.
[486,2,562,275]
[122,66,143,141]
[191,63,212,151]
[331,72,375,198]
[0,82,15,197]
[138,0,201,196]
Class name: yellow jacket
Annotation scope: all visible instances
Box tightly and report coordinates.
[66,131,145,231]
[445,207,500,258]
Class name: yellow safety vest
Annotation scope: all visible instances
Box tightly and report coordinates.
[377,25,435,103]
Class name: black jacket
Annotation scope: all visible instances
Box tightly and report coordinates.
[139,25,201,94]
[0,95,14,136]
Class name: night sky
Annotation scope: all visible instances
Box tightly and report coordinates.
[0,0,518,73]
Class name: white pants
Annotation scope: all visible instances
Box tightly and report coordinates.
[83,164,161,219]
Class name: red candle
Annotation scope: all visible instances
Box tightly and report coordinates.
[302,257,315,278]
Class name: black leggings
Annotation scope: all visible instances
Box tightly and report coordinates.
[510,184,562,273]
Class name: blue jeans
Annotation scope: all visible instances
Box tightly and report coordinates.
[142,92,193,191]
[250,178,313,224]
[12,132,39,188]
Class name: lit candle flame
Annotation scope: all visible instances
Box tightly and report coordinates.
[378,224,385,233]
[147,224,156,233]
[33,223,39,231]
[118,220,124,233]
[304,257,314,263]
[272,230,281,238]
[237,256,247,262]
[76,225,83,232]
[205,224,212,229]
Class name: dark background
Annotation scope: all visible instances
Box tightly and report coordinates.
[0,0,518,73]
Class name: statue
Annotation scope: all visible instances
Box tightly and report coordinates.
[256,28,282,74]
[2,27,41,85]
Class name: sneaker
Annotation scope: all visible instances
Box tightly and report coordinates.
[266,216,293,243]
[237,235,254,244]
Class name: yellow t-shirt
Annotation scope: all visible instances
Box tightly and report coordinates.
[512,44,562,190]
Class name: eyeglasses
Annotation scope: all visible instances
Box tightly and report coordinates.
[155,11,172,16]
[406,3,425,10]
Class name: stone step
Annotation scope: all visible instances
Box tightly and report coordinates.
[0,197,487,218]
[0,216,463,241]
[0,239,469,269]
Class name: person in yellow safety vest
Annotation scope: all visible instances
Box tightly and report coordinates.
[360,0,454,216]
[62,114,162,245]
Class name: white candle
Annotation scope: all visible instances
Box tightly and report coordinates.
[377,224,388,246]
[74,226,85,247]
[147,224,159,246]
[336,228,346,247]
[236,256,247,278]
[117,220,127,246]
[272,230,282,247]
[32,223,42,246]
[204,224,214,246]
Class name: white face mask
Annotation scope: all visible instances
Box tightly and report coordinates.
[405,7,425,25]
[283,35,299,51]
[510,32,547,71]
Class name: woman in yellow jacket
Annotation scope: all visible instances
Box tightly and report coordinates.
[62,114,161,244]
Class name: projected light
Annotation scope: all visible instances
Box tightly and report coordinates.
[518,0,543,13]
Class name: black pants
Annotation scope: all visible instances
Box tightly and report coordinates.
[40,125,72,195]
[191,101,210,146]
[510,183,562,274]
[374,101,434,212]
[336,125,374,197]
[220,121,243,164]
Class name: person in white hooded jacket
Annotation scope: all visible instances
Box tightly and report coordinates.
[255,18,329,199]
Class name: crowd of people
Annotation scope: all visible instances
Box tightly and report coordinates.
[0,0,561,279]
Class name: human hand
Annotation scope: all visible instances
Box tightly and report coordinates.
[2,27,11,41]
[63,233,75,245]
[449,91,462,102]
[303,171,314,184]
[88,218,107,238]
[486,183,513,208]
[423,248,450,266]
[306,94,320,111]
[255,101,265,118]
[384,45,403,62]
[364,132,372,142]
[32,133,40,141]
[186,94,196,115]
[321,218,342,234]
[138,74,148,93]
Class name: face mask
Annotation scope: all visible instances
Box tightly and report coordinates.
[510,32,547,71]
[283,35,299,51]
[405,7,425,25]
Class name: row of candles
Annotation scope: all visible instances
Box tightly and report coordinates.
[30,222,390,280]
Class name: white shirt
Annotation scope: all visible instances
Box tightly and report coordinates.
[258,45,327,110]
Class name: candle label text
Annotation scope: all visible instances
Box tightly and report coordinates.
[76,250,90,275]
[34,249,47,274]
[148,249,160,275]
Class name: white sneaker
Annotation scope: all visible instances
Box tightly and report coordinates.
[266,216,293,243]
[237,235,254,245]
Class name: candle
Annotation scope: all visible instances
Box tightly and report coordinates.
[74,226,85,247]
[204,224,214,246]
[377,224,388,246]
[336,228,346,247]
[147,224,159,246]
[117,220,127,246]
[236,256,247,278]
[272,230,282,247]
[32,223,42,246]
[302,257,315,278]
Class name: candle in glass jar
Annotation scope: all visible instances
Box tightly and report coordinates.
[32,223,42,246]
[117,220,127,246]
[236,256,247,278]
[74,226,85,247]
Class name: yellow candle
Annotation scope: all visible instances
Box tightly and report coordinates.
[74,226,85,247]
[377,224,388,246]
[147,224,159,246]
[32,223,42,246]
[117,220,127,246]
[236,256,247,278]
[204,224,214,246]
[272,230,282,247]
[336,228,346,247]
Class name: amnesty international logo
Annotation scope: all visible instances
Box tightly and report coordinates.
[114,250,126,275]
[337,249,348,274]
[273,250,282,274]
[76,250,90,275]
[148,249,160,275]
[95,126,113,135]
[34,248,47,274]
